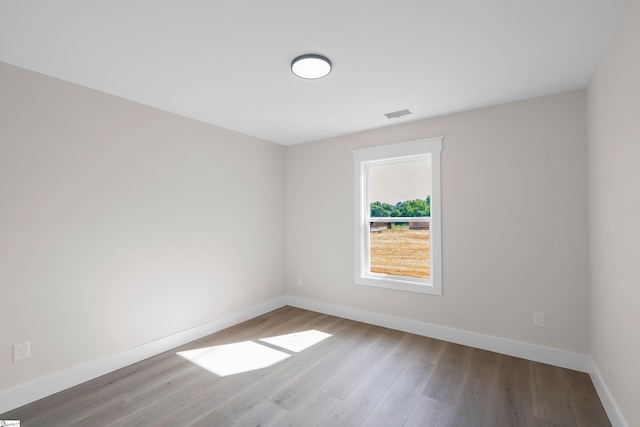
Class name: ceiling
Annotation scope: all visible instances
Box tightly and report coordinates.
[0,0,630,145]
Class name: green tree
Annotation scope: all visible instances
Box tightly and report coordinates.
[370,197,430,217]
[401,199,429,216]
[370,201,396,217]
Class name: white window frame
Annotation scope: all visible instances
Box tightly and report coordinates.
[353,137,442,295]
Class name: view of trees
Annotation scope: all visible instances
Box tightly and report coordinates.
[370,196,430,217]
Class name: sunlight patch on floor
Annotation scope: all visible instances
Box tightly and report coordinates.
[177,329,333,376]
[177,341,290,376]
[259,329,332,353]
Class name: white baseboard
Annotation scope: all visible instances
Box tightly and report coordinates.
[0,296,287,414]
[286,295,591,372]
[589,359,628,427]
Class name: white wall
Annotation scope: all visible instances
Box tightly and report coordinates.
[0,63,286,393]
[287,91,590,354]
[588,0,640,425]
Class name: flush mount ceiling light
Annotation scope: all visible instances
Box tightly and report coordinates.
[291,54,332,79]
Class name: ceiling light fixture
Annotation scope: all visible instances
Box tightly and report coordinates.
[291,54,332,79]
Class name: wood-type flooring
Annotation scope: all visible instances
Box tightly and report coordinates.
[1,306,611,426]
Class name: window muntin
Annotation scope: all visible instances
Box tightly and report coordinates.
[353,138,442,295]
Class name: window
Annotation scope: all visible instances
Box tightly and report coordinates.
[353,138,442,295]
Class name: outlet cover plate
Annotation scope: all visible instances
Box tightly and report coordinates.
[533,312,546,327]
[13,341,30,362]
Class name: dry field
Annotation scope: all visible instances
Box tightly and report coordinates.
[370,226,430,279]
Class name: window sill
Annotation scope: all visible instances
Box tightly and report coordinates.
[355,274,442,295]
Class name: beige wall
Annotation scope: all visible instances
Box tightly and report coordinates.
[287,91,590,353]
[0,63,286,392]
[588,0,640,425]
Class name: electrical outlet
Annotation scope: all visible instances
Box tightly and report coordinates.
[13,341,30,362]
[297,277,303,287]
[533,312,546,328]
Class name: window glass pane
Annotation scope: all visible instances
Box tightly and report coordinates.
[368,157,431,217]
[367,156,431,279]
[370,226,430,279]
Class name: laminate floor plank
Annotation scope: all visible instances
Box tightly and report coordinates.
[392,332,447,365]
[563,369,612,427]
[317,364,399,427]
[422,342,473,406]
[487,354,535,427]
[404,395,452,427]
[66,398,135,427]
[318,327,405,399]
[145,391,226,427]
[361,358,435,427]
[447,348,501,427]
[187,410,234,427]
[532,416,569,426]
[231,400,288,427]
[267,323,392,411]
[318,331,444,427]
[276,389,341,427]
[121,363,206,409]
[322,336,421,427]
[531,362,577,426]
[104,375,222,427]
[1,307,611,427]
[412,335,447,364]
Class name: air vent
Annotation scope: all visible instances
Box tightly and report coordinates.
[384,109,412,119]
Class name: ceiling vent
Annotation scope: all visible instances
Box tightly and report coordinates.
[384,109,412,119]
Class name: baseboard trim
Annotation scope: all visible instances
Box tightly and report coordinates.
[589,359,628,427]
[0,296,287,414]
[286,295,590,373]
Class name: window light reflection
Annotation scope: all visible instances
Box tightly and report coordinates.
[259,329,332,353]
[177,341,289,376]
[176,330,332,376]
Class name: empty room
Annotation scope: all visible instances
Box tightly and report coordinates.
[1,1,638,426]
